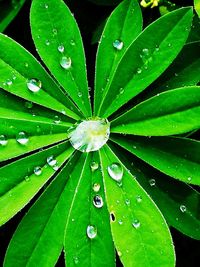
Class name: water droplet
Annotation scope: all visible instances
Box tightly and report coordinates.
[180,205,187,213]
[168,43,172,47]
[52,28,57,35]
[118,219,123,225]
[136,195,142,203]
[16,132,29,145]
[107,163,123,183]
[44,3,49,8]
[34,166,42,176]
[45,40,50,46]
[73,256,79,265]
[0,135,8,146]
[60,56,72,70]
[58,45,65,53]
[90,161,99,172]
[137,68,142,74]
[6,79,13,86]
[27,78,42,93]
[149,178,156,186]
[86,225,97,239]
[70,39,75,46]
[93,195,103,208]
[187,177,192,182]
[119,88,124,94]
[78,92,82,98]
[118,251,122,257]
[53,165,59,171]
[132,219,140,229]
[155,45,159,52]
[53,115,61,124]
[47,155,57,167]
[25,62,29,68]
[93,183,100,192]
[68,119,110,152]
[142,48,149,56]
[24,175,30,182]
[113,40,124,50]
[125,199,130,206]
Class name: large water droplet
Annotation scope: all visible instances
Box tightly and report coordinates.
[180,205,187,213]
[90,161,99,172]
[16,132,29,145]
[47,155,57,167]
[132,219,141,229]
[27,78,42,93]
[68,118,110,152]
[93,183,100,192]
[0,135,8,146]
[113,40,124,50]
[86,225,97,239]
[93,195,103,208]
[60,56,72,70]
[107,163,123,183]
[34,166,42,176]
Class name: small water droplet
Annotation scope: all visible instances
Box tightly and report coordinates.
[53,165,59,171]
[118,219,123,225]
[0,135,8,146]
[24,175,30,182]
[34,166,42,176]
[52,28,57,35]
[137,68,142,74]
[90,161,99,172]
[70,39,75,46]
[113,40,124,50]
[174,73,178,77]
[125,199,130,206]
[142,48,149,56]
[180,205,187,213]
[45,40,50,46]
[155,45,159,52]
[107,163,123,183]
[6,79,13,86]
[136,195,142,203]
[119,88,124,94]
[93,183,100,192]
[78,92,82,98]
[168,43,172,47]
[187,177,192,182]
[47,155,57,167]
[149,178,156,186]
[44,3,49,8]
[86,225,97,239]
[25,101,33,109]
[25,62,29,68]
[73,256,79,265]
[132,219,140,229]
[93,195,103,208]
[60,56,72,69]
[16,132,29,145]
[58,45,65,53]
[53,115,61,124]
[118,251,122,257]
[27,78,42,93]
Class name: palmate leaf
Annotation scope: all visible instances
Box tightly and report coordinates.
[99,145,175,267]
[0,141,74,226]
[3,152,79,267]
[97,7,193,117]
[110,143,200,240]
[111,86,200,136]
[30,0,92,118]
[64,153,115,266]
[94,0,142,114]
[194,0,200,17]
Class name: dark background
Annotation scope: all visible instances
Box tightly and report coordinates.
[0,0,199,266]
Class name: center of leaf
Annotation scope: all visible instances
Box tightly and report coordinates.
[68,118,110,152]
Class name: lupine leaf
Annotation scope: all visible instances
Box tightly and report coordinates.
[194,0,200,17]
[94,0,142,114]
[64,152,115,266]
[99,145,175,267]
[111,86,200,136]
[0,141,74,226]
[4,153,79,267]
[30,0,92,117]
[98,8,193,117]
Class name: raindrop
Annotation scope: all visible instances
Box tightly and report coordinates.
[34,166,42,176]
[0,135,8,146]
[47,155,57,167]
[90,161,99,172]
[93,195,103,208]
[16,132,29,145]
[136,195,142,203]
[180,205,187,213]
[60,56,72,70]
[27,78,42,93]
[107,163,123,183]
[132,219,141,229]
[149,178,156,186]
[58,45,65,53]
[113,40,124,50]
[86,225,97,239]
[93,183,100,192]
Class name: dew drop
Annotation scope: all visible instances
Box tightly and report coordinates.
[45,40,50,46]
[34,166,42,176]
[149,178,156,186]
[93,183,100,192]
[44,3,49,9]
[27,78,42,93]
[137,68,142,74]
[70,39,75,46]
[53,115,61,124]
[0,135,8,146]
[78,92,82,98]
[52,28,57,35]
[90,161,99,172]
[93,195,103,208]
[86,225,97,239]
[6,79,13,86]
[47,155,57,167]
[118,219,123,225]
[132,219,141,229]
[16,132,29,145]
[187,177,192,182]
[113,40,124,50]
[107,163,123,183]
[24,175,30,182]
[136,195,142,203]
[180,205,187,213]
[60,56,72,69]
[58,45,65,53]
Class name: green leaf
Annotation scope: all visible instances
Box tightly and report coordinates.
[0,141,74,226]
[109,142,200,240]
[64,152,115,266]
[3,153,79,267]
[0,0,26,32]
[194,0,200,17]
[111,135,200,186]
[99,145,175,267]
[30,0,92,117]
[98,7,193,118]
[94,0,142,114]
[111,86,200,136]
[0,33,80,120]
